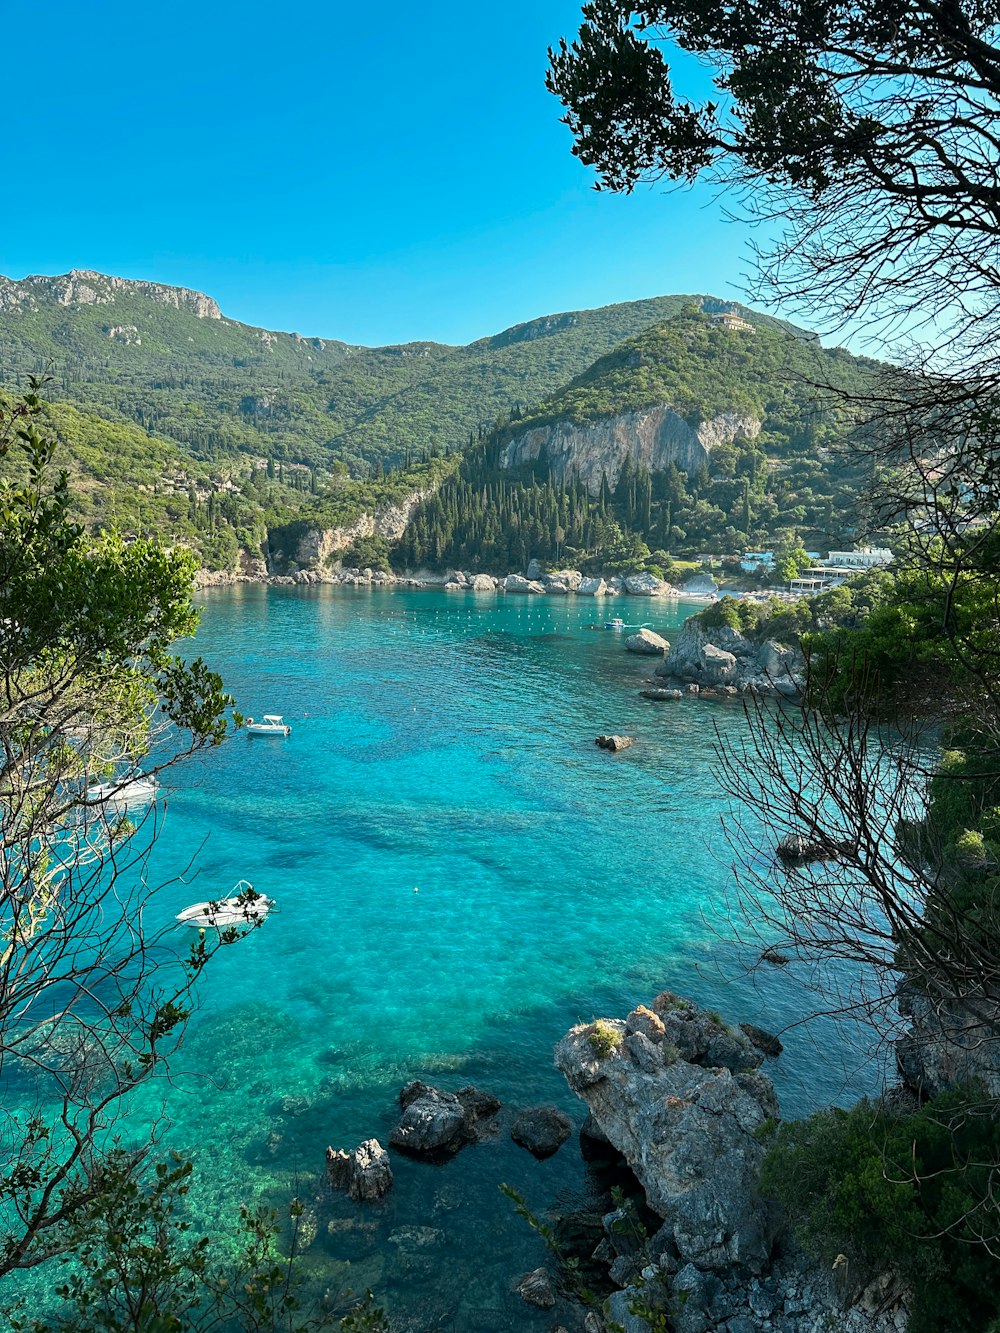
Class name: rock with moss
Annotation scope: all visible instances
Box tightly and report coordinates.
[555,996,779,1273]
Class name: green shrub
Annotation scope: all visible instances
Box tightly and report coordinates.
[588,1019,623,1058]
[760,1091,1000,1333]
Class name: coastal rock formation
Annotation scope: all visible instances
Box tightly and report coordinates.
[776,832,855,865]
[640,687,683,701]
[510,1105,574,1158]
[655,618,805,695]
[470,573,497,591]
[624,572,669,596]
[682,573,718,595]
[555,995,777,1273]
[500,405,761,495]
[578,576,607,596]
[325,1138,393,1202]
[503,574,546,594]
[557,994,907,1333]
[595,735,636,752]
[542,568,584,592]
[896,987,1000,1099]
[517,1267,557,1308]
[282,487,437,570]
[625,628,669,654]
[389,1081,500,1157]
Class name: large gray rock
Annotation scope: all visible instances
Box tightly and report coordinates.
[390,1083,469,1156]
[470,573,497,592]
[511,1104,573,1157]
[555,998,779,1273]
[504,574,546,594]
[578,576,607,596]
[626,628,669,654]
[681,574,718,595]
[544,568,583,591]
[655,617,803,693]
[625,572,667,596]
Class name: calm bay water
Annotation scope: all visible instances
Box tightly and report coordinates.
[59,588,883,1327]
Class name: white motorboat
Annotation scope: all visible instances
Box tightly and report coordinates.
[176,880,273,930]
[84,775,158,808]
[246,714,291,736]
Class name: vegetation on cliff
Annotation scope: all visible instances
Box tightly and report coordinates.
[395,310,881,572]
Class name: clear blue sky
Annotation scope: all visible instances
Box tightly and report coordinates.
[7,0,764,346]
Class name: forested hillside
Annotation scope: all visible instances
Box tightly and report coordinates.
[397,310,880,573]
[0,272,710,472]
[1,275,884,571]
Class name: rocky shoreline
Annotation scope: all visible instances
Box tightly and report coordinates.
[317,993,908,1333]
[194,559,718,601]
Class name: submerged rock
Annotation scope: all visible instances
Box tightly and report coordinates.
[640,687,683,701]
[511,1104,573,1158]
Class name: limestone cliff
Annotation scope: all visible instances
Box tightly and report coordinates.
[287,488,436,570]
[500,405,761,495]
[0,270,222,319]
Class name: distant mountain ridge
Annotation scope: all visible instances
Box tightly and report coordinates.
[0,270,879,573]
[0,271,752,473]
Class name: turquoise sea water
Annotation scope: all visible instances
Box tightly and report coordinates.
[24,588,885,1328]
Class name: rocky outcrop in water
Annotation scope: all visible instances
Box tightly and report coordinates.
[555,993,908,1333]
[654,619,805,696]
[625,628,669,654]
[503,573,546,594]
[500,405,761,495]
[510,1104,573,1158]
[389,1081,500,1158]
[325,1138,393,1201]
[595,735,636,752]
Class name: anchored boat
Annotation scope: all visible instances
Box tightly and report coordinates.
[246,714,291,736]
[176,880,273,930]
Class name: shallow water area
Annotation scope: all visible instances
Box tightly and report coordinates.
[26,587,885,1328]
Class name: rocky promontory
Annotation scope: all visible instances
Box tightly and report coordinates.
[651,616,805,696]
[555,993,907,1333]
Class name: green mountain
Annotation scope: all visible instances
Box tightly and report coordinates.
[397,309,881,574]
[0,270,708,473]
[0,274,883,573]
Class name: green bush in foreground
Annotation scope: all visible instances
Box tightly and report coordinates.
[760,1091,1000,1333]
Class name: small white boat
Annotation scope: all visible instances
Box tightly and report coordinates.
[85,775,158,808]
[246,714,291,736]
[605,618,625,631]
[176,880,273,930]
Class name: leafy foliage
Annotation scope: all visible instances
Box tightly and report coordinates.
[760,1092,1000,1333]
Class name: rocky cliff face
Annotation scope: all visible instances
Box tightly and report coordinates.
[500,405,761,495]
[0,270,222,319]
[288,488,436,570]
[556,993,908,1333]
